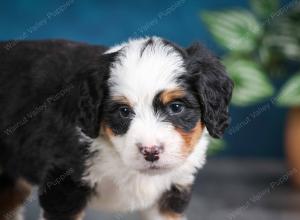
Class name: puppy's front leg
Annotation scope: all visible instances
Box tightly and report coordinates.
[0,174,31,220]
[140,184,191,220]
[38,168,91,220]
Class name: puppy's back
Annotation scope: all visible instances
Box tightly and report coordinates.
[0,39,107,119]
[0,40,107,178]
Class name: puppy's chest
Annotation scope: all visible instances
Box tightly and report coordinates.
[89,173,167,212]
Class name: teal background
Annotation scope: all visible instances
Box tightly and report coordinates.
[0,0,292,158]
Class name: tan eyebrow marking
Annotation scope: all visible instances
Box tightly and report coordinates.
[160,89,185,104]
[111,95,132,106]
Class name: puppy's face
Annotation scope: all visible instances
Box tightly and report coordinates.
[100,37,233,174]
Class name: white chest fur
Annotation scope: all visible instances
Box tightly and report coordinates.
[84,133,209,213]
[89,169,171,212]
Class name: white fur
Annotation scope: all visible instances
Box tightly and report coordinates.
[83,37,210,217]
[86,130,208,213]
[105,37,189,172]
[39,211,45,220]
[4,206,24,220]
[107,37,185,103]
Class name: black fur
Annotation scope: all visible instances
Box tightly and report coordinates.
[39,168,92,220]
[0,40,111,218]
[156,42,233,216]
[184,43,234,138]
[0,38,233,219]
[140,38,154,57]
[159,184,192,215]
[162,39,187,58]
[151,42,233,137]
[102,99,134,135]
[153,91,201,132]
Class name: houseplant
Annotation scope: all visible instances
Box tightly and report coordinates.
[201,0,300,188]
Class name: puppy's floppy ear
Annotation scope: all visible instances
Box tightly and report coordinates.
[185,43,233,138]
[77,52,116,138]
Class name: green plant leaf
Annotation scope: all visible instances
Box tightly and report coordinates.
[266,16,300,61]
[201,9,262,53]
[265,34,300,60]
[277,72,300,106]
[250,0,279,18]
[224,57,274,106]
[207,138,225,156]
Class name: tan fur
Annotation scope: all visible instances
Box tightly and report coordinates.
[103,124,115,139]
[162,212,183,220]
[160,89,185,104]
[0,179,31,220]
[40,211,84,220]
[112,95,132,106]
[176,121,204,156]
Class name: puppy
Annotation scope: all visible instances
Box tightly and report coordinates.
[0,37,233,220]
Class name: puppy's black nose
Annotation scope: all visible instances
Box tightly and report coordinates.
[137,144,164,162]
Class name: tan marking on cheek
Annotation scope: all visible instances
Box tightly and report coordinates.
[102,123,115,138]
[176,121,204,156]
[101,96,131,140]
[100,123,116,145]
[160,89,185,104]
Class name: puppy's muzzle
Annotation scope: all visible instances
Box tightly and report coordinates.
[137,143,164,162]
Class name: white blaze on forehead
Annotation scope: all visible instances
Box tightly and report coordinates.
[106,37,185,105]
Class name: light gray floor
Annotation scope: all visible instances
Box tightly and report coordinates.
[24,159,300,220]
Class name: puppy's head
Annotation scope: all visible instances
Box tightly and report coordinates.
[96,37,233,174]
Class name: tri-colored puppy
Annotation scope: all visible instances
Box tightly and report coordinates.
[0,37,233,220]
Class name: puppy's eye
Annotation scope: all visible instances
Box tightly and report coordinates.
[119,106,132,118]
[167,102,185,115]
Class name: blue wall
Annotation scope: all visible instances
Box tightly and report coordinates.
[0,0,291,157]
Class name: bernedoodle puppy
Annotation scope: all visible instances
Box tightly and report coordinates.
[0,37,233,220]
